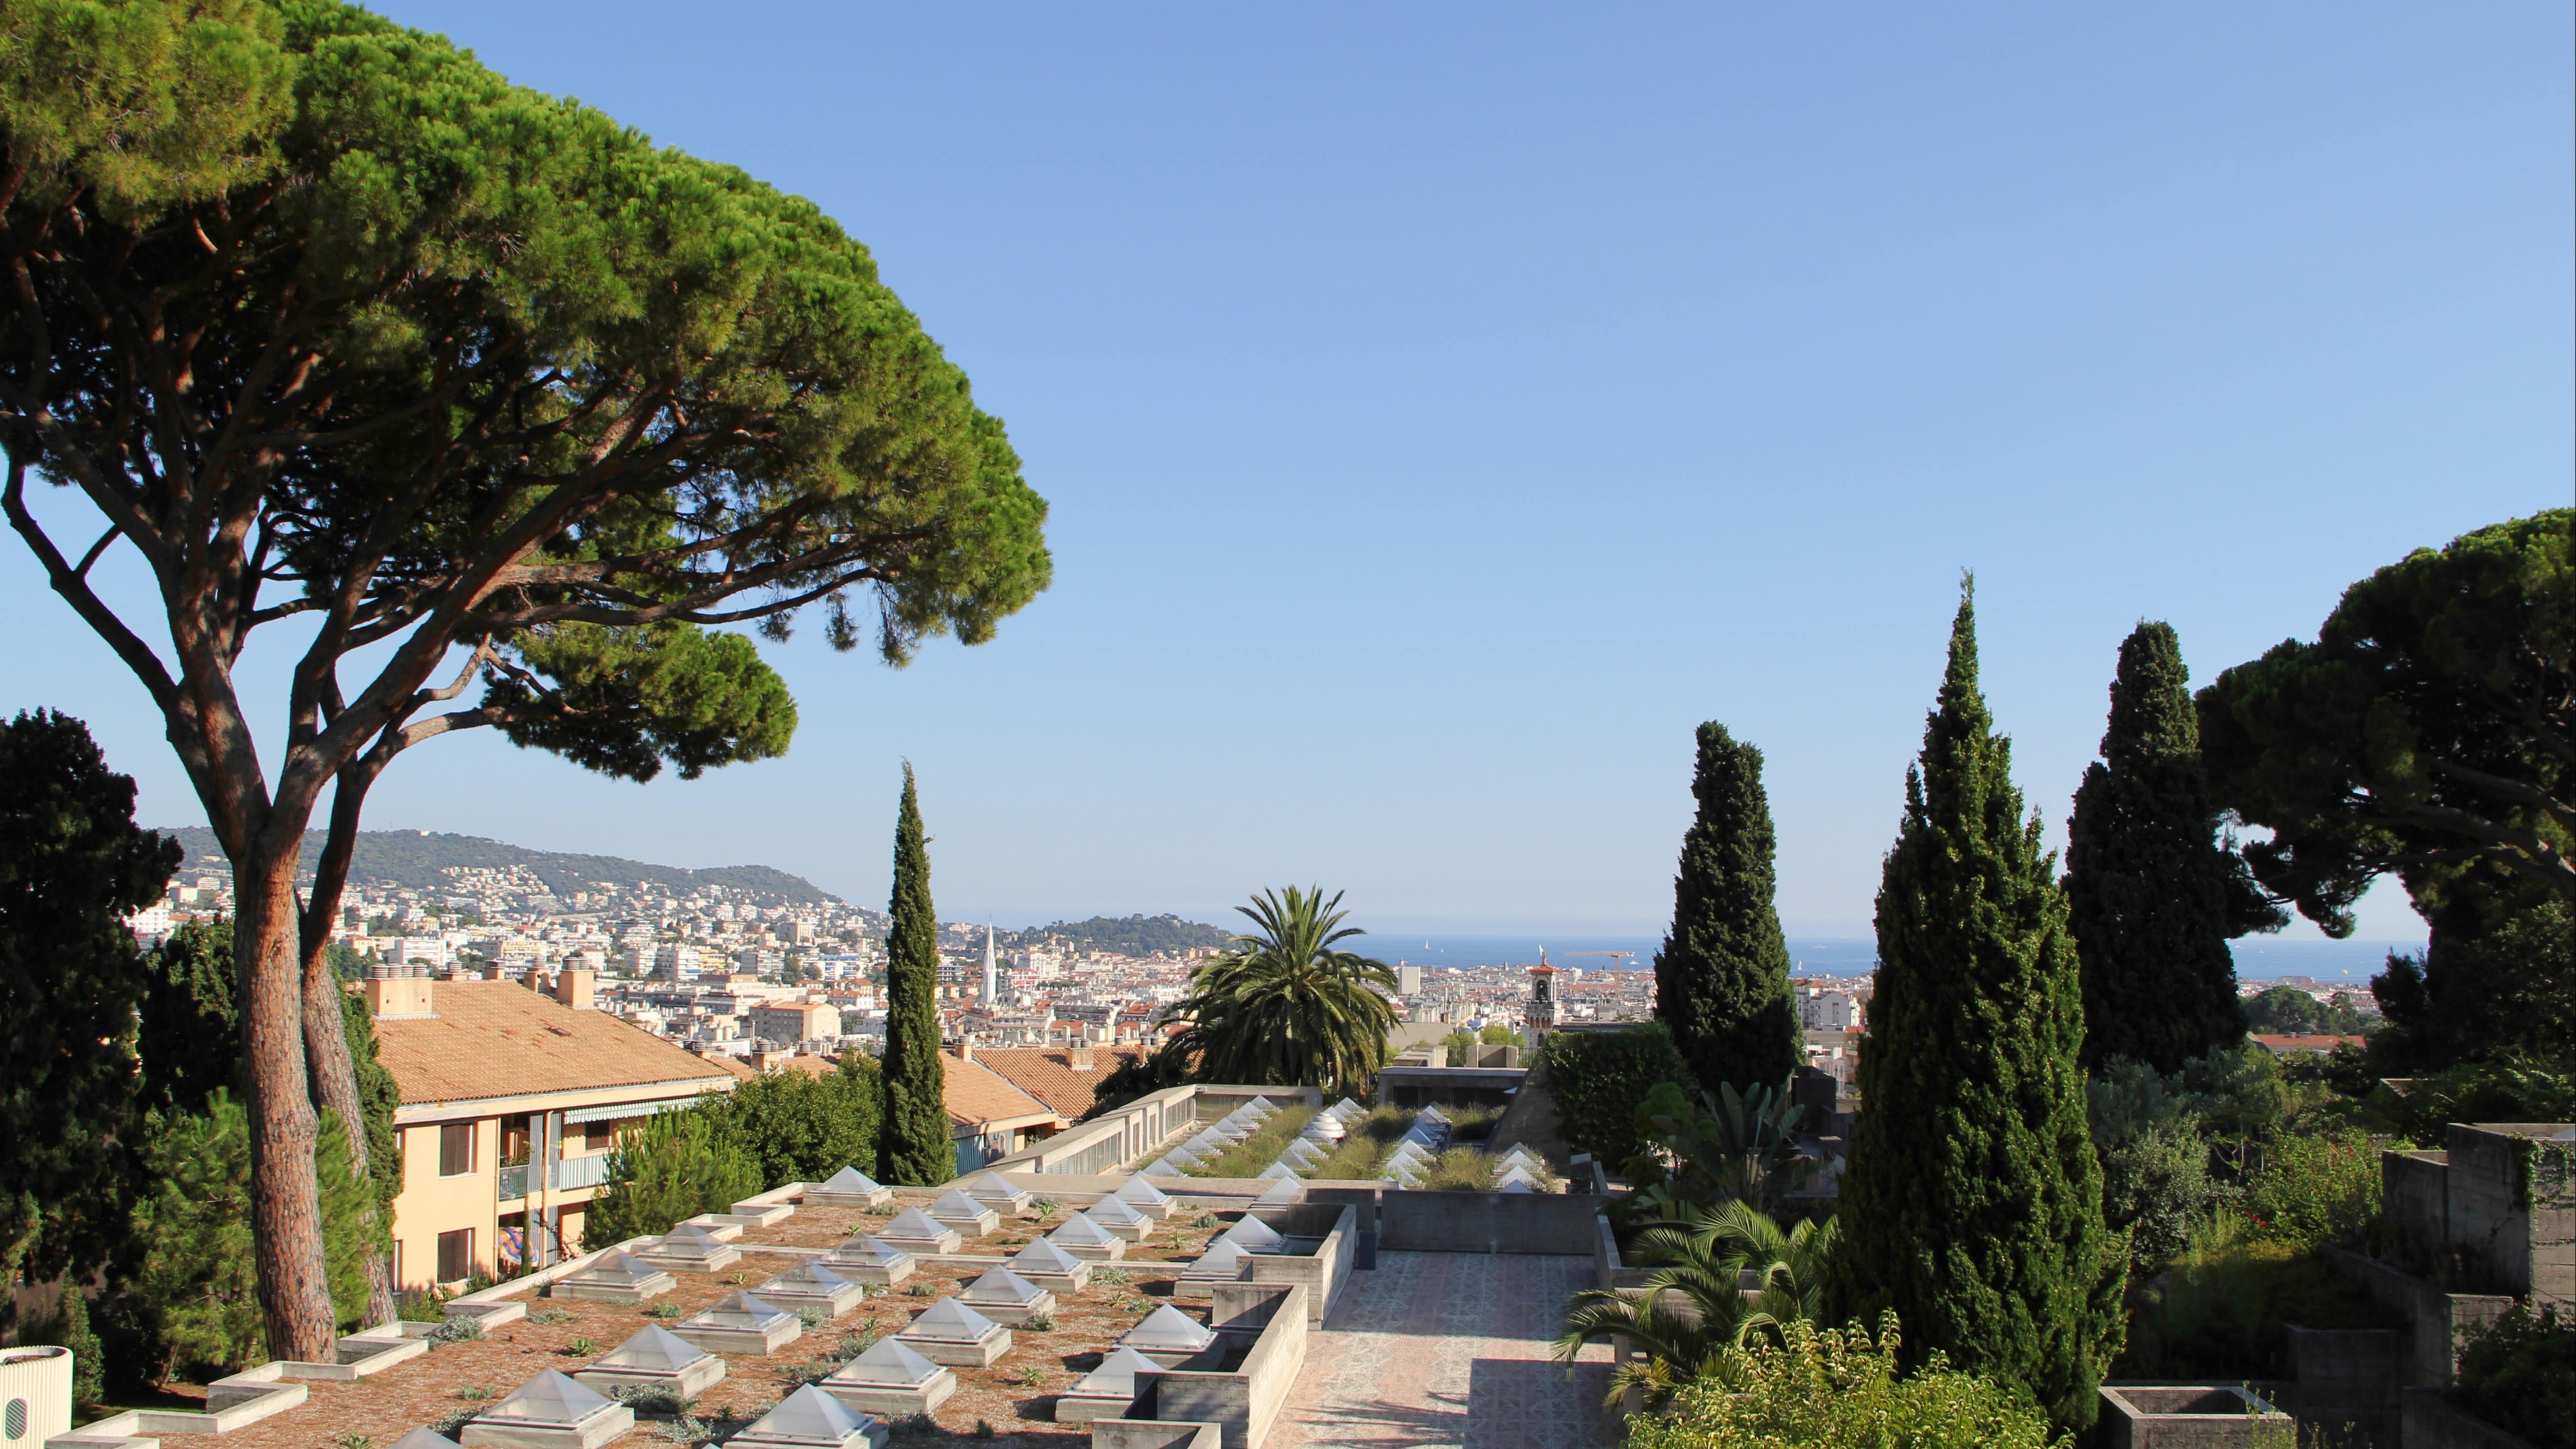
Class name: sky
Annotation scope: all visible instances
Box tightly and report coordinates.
[3,3,2567,941]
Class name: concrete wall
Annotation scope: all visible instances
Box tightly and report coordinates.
[2445,1124,2574,1306]
[1136,1283,1308,1449]
[1376,1189,1611,1255]
[1374,1066,1526,1110]
[983,1084,1324,1178]
[1243,1206,1355,1324]
[2385,1150,2450,1263]
[2326,1248,2515,1388]
[2280,1327,2398,1444]
[2398,1390,2540,1449]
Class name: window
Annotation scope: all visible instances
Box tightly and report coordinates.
[438,1122,476,1177]
[435,1228,472,1284]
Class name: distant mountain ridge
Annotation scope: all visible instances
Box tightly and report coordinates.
[160,827,840,906]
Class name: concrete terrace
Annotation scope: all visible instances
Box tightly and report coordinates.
[1273,1253,1612,1449]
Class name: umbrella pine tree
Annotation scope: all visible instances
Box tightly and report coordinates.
[1833,581,2124,1430]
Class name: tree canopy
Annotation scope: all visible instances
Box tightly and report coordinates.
[1833,582,2122,1430]
[0,709,178,1280]
[0,0,1047,1355]
[2198,510,2572,932]
[2065,623,2276,1074]
[1163,887,1400,1095]
[1652,721,1800,1092]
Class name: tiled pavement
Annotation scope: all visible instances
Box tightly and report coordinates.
[1271,1252,1616,1448]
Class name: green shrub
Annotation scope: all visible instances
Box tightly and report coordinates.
[585,1104,763,1245]
[125,1093,383,1377]
[17,1284,106,1407]
[2453,1304,2575,1447]
[2116,1215,2398,1379]
[1543,1023,1692,1165]
[1624,1313,2069,1449]
[2241,1131,2379,1248]
[703,1058,881,1188]
[2100,1119,2213,1273]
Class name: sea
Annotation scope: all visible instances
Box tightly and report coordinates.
[1364,932,2422,985]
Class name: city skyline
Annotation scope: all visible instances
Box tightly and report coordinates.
[5,3,2566,939]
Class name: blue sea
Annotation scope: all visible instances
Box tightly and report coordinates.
[1366,932,2421,983]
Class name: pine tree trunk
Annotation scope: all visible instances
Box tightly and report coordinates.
[302,945,395,1323]
[233,846,341,1363]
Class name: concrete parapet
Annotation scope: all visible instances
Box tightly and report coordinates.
[1089,1418,1224,1449]
[2098,1384,2292,1448]
[1377,1188,1611,1254]
[1237,1205,1354,1324]
[1132,1283,1306,1449]
[2325,1248,2515,1387]
[2398,1390,2541,1449]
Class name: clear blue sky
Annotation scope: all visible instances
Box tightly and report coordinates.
[4,3,2567,940]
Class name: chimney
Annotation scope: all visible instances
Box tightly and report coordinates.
[527,969,552,996]
[1069,1049,1095,1071]
[554,968,595,1010]
[953,1041,974,1063]
[364,976,435,1019]
[482,962,505,981]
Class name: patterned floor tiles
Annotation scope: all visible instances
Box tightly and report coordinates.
[1270,1252,1615,1448]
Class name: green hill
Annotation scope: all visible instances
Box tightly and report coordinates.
[1009,914,1233,956]
[161,827,838,906]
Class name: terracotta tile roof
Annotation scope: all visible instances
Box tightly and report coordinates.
[943,1054,1060,1130]
[2250,1033,2368,1054]
[707,1054,759,1080]
[373,980,740,1106]
[969,1046,1145,1119]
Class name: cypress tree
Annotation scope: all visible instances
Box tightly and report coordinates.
[877,764,952,1185]
[1652,722,1800,1091]
[1834,581,2123,1430]
[2066,622,2260,1073]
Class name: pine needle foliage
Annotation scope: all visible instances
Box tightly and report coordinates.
[878,765,951,1186]
[1653,721,1801,1091]
[1833,580,2124,1430]
[2066,623,2270,1072]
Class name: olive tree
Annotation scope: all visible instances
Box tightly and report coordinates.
[1,0,1049,1355]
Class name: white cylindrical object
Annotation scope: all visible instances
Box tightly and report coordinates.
[0,1345,74,1447]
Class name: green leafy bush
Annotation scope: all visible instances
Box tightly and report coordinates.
[2116,1215,2398,1379]
[584,1105,762,1246]
[1624,1313,2069,1449]
[2241,1131,2379,1247]
[2453,1304,2575,1447]
[126,1093,383,1377]
[703,1058,881,1187]
[2099,1119,2213,1273]
[1542,1023,1693,1165]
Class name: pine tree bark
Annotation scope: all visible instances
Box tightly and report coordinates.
[233,846,340,1363]
[302,773,399,1324]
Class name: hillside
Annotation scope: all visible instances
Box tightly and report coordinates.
[161,827,840,906]
[1010,913,1233,956]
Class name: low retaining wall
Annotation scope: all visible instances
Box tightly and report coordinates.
[1124,1283,1309,1449]
[2399,1390,2540,1449]
[1243,1205,1355,1324]
[1377,1188,1611,1255]
[2326,1248,2515,1387]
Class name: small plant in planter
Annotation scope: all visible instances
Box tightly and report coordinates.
[332,1433,375,1449]
[530,1307,575,1325]
[1091,1267,1130,1285]
[454,1386,495,1402]
[1193,1213,1221,1228]
[643,1300,683,1319]
[562,1336,597,1356]
[1016,1364,1046,1387]
[905,1281,936,1297]
[1023,1309,1055,1332]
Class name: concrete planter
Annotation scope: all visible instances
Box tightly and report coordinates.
[2098,1384,2292,1449]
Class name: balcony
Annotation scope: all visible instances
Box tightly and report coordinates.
[551,1154,614,1192]
[497,1162,530,1201]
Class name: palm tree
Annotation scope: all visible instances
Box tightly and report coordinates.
[1555,1201,1839,1408]
[1162,886,1399,1095]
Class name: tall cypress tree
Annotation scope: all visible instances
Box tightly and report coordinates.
[1834,582,2123,1430]
[877,764,952,1185]
[1652,722,1801,1091]
[2066,622,2269,1073]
